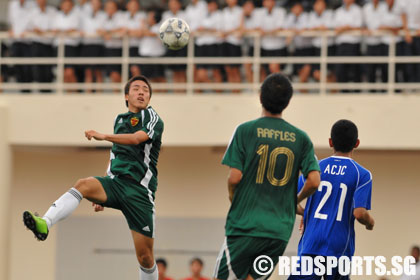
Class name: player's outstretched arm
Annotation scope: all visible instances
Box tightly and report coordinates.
[85,130,149,145]
[354,207,375,230]
[297,170,320,204]
[227,168,242,202]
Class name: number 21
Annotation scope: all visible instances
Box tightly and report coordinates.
[314,181,348,221]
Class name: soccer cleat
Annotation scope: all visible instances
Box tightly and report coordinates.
[23,211,49,241]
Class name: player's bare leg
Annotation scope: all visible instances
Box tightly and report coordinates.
[23,177,107,241]
[131,230,159,280]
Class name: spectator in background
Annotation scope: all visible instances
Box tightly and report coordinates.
[74,0,92,17]
[185,0,207,34]
[379,0,410,84]
[183,257,209,280]
[307,0,336,84]
[195,0,223,86]
[242,0,259,83]
[163,0,188,87]
[254,0,287,79]
[80,0,106,92]
[401,245,420,280]
[334,0,363,91]
[28,0,57,91]
[156,258,174,280]
[285,2,313,85]
[222,0,243,87]
[53,0,81,86]
[8,0,35,92]
[139,9,166,84]
[98,0,126,85]
[124,0,146,77]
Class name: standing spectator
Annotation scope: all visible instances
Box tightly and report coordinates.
[242,0,259,83]
[254,0,287,78]
[27,0,57,91]
[307,0,336,84]
[124,0,146,77]
[185,0,207,33]
[156,258,174,280]
[139,9,166,84]
[195,0,223,86]
[98,0,126,85]
[162,0,188,87]
[222,0,243,87]
[8,0,35,92]
[80,0,106,92]
[334,0,363,91]
[74,0,92,17]
[363,0,387,88]
[53,0,81,86]
[285,2,313,85]
[379,0,410,84]
[401,246,420,280]
[183,258,209,280]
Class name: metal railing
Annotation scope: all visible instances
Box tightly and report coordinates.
[0,30,420,95]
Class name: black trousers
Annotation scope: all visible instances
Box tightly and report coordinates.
[31,42,54,87]
[384,42,413,83]
[11,42,33,91]
[335,43,361,84]
[411,37,420,82]
[365,44,388,84]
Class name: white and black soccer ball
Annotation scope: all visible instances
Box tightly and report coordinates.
[159,18,190,51]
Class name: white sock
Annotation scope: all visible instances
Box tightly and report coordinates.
[139,263,158,280]
[43,187,83,229]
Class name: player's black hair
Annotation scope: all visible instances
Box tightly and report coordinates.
[260,73,293,115]
[330,119,359,153]
[124,75,152,107]
[190,257,204,266]
[156,258,168,268]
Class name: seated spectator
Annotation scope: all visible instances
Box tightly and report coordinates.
[401,245,420,280]
[124,0,146,78]
[307,0,336,84]
[53,0,81,87]
[80,0,106,92]
[139,9,166,85]
[98,0,126,86]
[27,0,57,92]
[156,258,174,280]
[183,257,209,280]
[195,0,223,86]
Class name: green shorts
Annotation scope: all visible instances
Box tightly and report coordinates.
[95,175,155,238]
[213,236,288,280]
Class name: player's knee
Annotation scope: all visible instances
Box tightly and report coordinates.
[136,252,154,268]
[74,178,91,197]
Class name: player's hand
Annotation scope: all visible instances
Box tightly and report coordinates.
[92,203,104,212]
[85,130,106,141]
[366,219,374,230]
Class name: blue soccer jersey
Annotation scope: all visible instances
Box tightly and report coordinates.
[297,156,372,258]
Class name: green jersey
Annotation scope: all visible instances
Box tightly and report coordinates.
[108,106,164,194]
[222,117,320,241]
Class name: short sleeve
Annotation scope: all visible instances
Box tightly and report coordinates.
[297,174,305,193]
[221,125,245,171]
[141,109,163,141]
[300,133,320,177]
[354,171,372,210]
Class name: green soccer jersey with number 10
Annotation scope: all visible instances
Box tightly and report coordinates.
[222,117,320,241]
[108,106,164,193]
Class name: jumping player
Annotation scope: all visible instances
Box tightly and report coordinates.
[213,73,321,280]
[23,75,164,280]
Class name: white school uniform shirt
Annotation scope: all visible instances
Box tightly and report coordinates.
[53,8,81,47]
[139,24,166,57]
[334,4,363,45]
[81,10,107,45]
[27,5,57,45]
[74,2,93,17]
[222,6,243,46]
[8,0,35,42]
[394,0,420,30]
[244,8,261,48]
[363,1,387,46]
[185,0,207,32]
[195,10,223,46]
[308,10,334,48]
[380,4,403,45]
[254,7,287,50]
[103,11,126,48]
[284,11,312,49]
[123,11,146,47]
[401,261,420,280]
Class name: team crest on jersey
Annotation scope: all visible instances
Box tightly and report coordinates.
[130,117,139,127]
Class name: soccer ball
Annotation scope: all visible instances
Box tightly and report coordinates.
[159,18,190,51]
